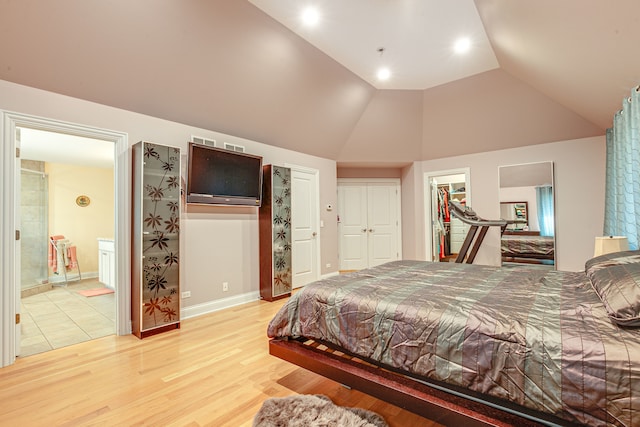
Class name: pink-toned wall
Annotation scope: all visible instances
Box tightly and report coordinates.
[334,69,603,166]
[0,79,339,311]
[337,90,423,163]
[0,1,375,161]
[337,167,402,178]
[421,69,603,160]
[401,136,606,271]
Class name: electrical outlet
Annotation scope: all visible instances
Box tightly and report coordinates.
[223,282,229,292]
[181,291,191,299]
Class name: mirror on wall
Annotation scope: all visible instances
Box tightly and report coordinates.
[499,162,555,268]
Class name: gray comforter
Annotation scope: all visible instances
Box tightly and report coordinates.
[267,260,640,426]
[501,235,555,258]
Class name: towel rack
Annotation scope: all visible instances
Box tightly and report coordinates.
[49,236,82,286]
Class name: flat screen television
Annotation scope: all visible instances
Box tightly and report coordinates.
[187,143,263,206]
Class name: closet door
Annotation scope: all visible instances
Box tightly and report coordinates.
[338,184,369,271]
[338,180,401,271]
[367,184,399,267]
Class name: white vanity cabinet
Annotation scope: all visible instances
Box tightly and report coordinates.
[449,218,470,254]
[98,238,115,289]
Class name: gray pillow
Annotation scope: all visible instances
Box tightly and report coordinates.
[585,250,640,327]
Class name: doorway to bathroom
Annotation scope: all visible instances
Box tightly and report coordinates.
[18,127,116,357]
[1,111,128,367]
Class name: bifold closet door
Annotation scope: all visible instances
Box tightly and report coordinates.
[338,182,399,271]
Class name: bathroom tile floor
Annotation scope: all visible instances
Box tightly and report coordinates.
[19,278,115,358]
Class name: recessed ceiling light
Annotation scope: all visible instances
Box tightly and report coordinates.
[301,7,319,27]
[454,37,471,54]
[377,67,391,81]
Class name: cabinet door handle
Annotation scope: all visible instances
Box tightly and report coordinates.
[368,229,374,233]
[312,232,317,237]
[362,228,367,233]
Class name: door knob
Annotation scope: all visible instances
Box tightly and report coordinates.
[368,229,374,233]
[362,228,367,232]
[312,232,317,237]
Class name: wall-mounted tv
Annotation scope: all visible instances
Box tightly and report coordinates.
[187,143,263,206]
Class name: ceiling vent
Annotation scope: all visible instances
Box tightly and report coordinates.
[223,142,245,153]
[191,135,216,147]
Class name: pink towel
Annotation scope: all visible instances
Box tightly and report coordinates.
[67,245,78,269]
[48,235,65,273]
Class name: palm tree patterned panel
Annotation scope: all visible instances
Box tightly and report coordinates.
[272,166,291,297]
[142,142,180,330]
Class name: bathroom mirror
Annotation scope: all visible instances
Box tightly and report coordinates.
[499,162,555,268]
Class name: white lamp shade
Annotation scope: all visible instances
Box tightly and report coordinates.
[594,236,629,257]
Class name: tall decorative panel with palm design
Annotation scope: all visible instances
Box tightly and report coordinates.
[132,141,181,338]
[259,165,292,301]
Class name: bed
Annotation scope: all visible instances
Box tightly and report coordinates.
[501,233,555,263]
[267,253,640,426]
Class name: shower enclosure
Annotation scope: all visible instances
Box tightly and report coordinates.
[21,160,49,295]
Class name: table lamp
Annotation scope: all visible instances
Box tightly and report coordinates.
[594,236,629,257]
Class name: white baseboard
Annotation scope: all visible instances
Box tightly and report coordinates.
[181,291,260,320]
[48,271,98,284]
[180,276,337,321]
[321,271,339,279]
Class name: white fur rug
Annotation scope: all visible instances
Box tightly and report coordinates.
[253,394,389,427]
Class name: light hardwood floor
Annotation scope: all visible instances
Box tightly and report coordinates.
[0,296,441,426]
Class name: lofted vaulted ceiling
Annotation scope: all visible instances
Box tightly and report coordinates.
[249,0,500,91]
[1,1,637,166]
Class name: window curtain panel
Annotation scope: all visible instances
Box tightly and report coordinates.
[604,86,640,250]
[535,185,554,237]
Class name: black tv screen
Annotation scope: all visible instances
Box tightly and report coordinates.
[187,143,263,206]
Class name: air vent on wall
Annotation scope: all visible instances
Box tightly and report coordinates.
[191,135,216,147]
[224,142,245,153]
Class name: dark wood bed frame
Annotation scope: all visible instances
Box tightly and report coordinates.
[501,250,555,265]
[270,338,578,427]
[501,253,555,264]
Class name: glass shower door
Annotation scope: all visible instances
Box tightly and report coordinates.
[20,162,49,293]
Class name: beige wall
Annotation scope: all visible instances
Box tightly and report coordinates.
[402,136,606,271]
[46,163,114,277]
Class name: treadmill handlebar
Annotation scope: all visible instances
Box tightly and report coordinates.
[449,200,507,227]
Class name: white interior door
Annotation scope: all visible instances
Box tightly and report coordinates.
[430,178,439,262]
[290,166,319,288]
[338,184,368,270]
[367,184,399,267]
[14,128,21,356]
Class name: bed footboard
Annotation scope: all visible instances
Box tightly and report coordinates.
[269,338,570,427]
